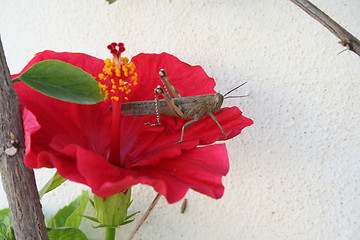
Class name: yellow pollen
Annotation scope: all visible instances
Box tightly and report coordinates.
[111,96,120,101]
[98,57,138,102]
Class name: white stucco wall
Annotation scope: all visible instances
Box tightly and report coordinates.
[1,0,359,239]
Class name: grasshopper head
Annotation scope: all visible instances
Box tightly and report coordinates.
[213,93,224,112]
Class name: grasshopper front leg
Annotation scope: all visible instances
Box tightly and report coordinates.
[178,117,199,144]
[208,112,226,135]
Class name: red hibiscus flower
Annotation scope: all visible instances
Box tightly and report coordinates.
[13,46,253,203]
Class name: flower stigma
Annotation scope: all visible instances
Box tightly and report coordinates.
[98,42,138,102]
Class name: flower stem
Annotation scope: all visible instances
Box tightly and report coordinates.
[106,227,116,240]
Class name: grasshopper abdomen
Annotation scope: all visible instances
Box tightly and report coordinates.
[121,93,224,120]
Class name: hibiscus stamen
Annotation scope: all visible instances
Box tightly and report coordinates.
[98,43,138,102]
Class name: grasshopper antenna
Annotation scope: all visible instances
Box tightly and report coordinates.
[224,95,248,99]
[223,82,247,97]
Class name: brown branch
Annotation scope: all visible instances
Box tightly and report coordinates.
[0,36,48,239]
[126,193,161,240]
[290,0,360,56]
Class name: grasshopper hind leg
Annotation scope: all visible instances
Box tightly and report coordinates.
[177,113,226,144]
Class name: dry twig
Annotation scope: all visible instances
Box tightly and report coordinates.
[126,194,162,240]
[290,0,360,56]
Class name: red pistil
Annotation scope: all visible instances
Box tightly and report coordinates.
[107,42,126,59]
[101,42,137,167]
[109,100,123,167]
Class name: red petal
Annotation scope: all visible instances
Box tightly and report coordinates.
[130,53,216,101]
[21,106,41,167]
[16,81,112,169]
[70,143,229,203]
[123,107,253,168]
[148,144,230,203]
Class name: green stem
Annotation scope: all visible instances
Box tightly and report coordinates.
[105,227,116,240]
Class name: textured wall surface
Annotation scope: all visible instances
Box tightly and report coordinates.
[1,0,359,239]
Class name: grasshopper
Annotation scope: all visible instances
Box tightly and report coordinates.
[121,69,246,143]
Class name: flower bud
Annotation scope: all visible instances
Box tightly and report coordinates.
[93,189,131,226]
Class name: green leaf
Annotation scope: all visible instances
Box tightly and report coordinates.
[0,209,14,240]
[125,211,140,221]
[81,211,138,229]
[92,223,109,229]
[119,218,135,226]
[48,227,88,240]
[39,171,67,198]
[47,191,89,228]
[65,192,89,228]
[106,0,117,3]
[0,223,15,240]
[0,209,11,226]
[14,60,104,104]
[88,198,95,209]
[81,215,99,223]
[91,218,135,229]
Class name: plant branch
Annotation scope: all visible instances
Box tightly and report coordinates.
[126,194,161,240]
[289,0,360,56]
[0,36,48,239]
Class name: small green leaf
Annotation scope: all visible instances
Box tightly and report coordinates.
[106,0,117,4]
[0,209,11,226]
[47,191,89,228]
[119,219,135,226]
[125,211,140,221]
[93,223,109,229]
[81,215,99,223]
[0,223,15,240]
[0,209,14,240]
[14,60,104,104]
[48,227,88,240]
[81,211,138,229]
[39,171,67,198]
[65,192,89,228]
[88,198,95,208]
